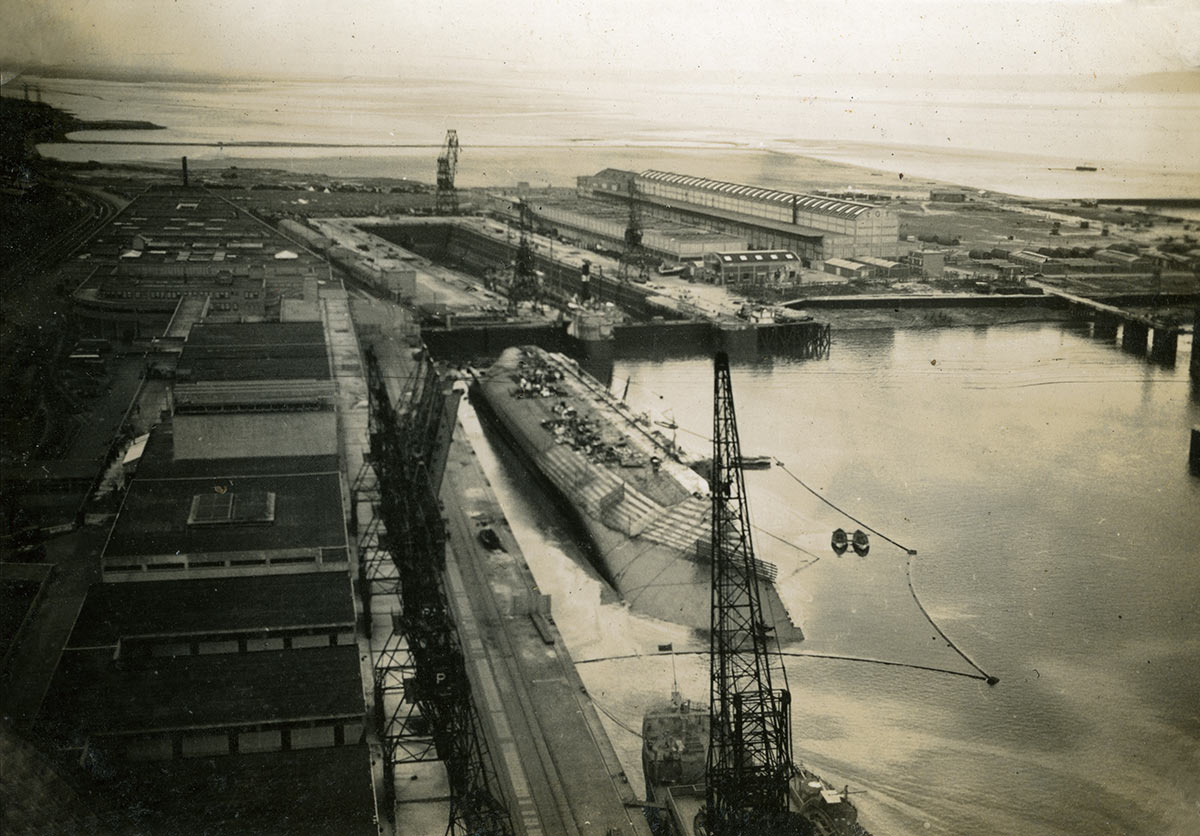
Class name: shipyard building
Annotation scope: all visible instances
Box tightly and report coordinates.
[16,186,381,834]
[576,168,901,262]
[34,318,376,834]
[69,187,329,339]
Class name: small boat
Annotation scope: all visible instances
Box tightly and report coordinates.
[1075,165,1098,172]
[831,528,848,555]
[852,529,870,556]
[736,455,773,470]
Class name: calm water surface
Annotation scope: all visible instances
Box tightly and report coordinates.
[464,323,1200,836]
[23,75,1200,198]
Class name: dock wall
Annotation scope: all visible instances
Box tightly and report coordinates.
[370,222,687,321]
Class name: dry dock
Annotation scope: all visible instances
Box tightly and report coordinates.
[441,419,652,836]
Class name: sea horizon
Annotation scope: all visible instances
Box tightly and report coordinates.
[13,72,1200,201]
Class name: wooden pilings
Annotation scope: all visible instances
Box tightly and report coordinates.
[1150,329,1178,365]
[1121,320,1149,354]
[1093,312,1119,339]
[1192,296,1200,383]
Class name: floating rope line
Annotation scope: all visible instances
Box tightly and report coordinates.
[769,462,997,684]
[904,553,999,684]
[774,461,918,556]
[574,649,993,683]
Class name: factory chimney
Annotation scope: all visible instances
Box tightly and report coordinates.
[182,156,189,187]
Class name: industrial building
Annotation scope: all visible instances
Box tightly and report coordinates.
[34,317,376,834]
[702,249,802,290]
[521,193,744,259]
[578,169,902,262]
[70,187,330,339]
[909,249,947,278]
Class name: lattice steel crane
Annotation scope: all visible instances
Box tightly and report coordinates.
[436,129,460,215]
[618,178,650,283]
[701,353,864,836]
[703,350,797,835]
[506,199,540,313]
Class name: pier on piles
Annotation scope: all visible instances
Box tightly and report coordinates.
[1027,280,1191,366]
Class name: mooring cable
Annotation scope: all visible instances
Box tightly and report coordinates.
[903,553,999,684]
[574,648,992,683]
[774,461,918,556]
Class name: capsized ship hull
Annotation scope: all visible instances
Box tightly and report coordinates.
[475,346,801,639]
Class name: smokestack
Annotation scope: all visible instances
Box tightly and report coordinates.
[182,156,189,187]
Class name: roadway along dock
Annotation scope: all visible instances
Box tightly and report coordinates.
[440,419,653,836]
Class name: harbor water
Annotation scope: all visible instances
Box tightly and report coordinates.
[23,75,1200,199]
[463,322,1200,836]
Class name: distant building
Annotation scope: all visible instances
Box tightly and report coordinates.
[579,169,901,262]
[576,168,637,197]
[930,189,968,203]
[71,187,329,340]
[852,255,903,278]
[823,258,874,279]
[527,196,744,259]
[1094,248,1151,269]
[909,249,946,278]
[703,249,801,288]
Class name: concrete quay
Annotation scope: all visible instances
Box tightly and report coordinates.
[441,420,652,836]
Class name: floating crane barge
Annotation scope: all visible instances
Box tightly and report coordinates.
[641,352,867,836]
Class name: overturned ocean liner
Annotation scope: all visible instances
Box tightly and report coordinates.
[474,345,802,639]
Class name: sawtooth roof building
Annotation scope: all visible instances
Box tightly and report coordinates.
[578,168,901,262]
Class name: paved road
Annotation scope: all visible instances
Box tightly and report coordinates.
[442,423,652,836]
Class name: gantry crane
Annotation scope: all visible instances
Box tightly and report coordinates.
[436,129,460,215]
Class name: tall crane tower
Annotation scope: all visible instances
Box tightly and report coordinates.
[618,179,649,283]
[507,199,540,313]
[436,129,460,215]
[703,351,796,835]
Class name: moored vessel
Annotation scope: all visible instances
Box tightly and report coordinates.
[474,346,802,639]
[641,688,867,836]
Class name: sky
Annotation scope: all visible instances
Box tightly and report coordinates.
[2,0,1198,83]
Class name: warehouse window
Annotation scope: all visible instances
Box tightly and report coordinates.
[188,490,276,526]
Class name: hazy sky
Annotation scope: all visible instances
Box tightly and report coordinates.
[3,0,1198,81]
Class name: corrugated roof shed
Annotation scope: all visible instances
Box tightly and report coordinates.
[641,170,877,218]
[68,573,355,647]
[825,257,870,270]
[104,471,345,559]
[41,645,362,738]
[99,746,377,836]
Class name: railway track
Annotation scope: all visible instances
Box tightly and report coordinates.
[2,182,120,285]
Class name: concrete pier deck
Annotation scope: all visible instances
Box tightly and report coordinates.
[441,420,652,836]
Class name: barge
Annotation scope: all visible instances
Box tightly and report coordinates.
[474,346,802,638]
[642,689,867,836]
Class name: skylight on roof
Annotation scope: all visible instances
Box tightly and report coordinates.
[188,490,276,526]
